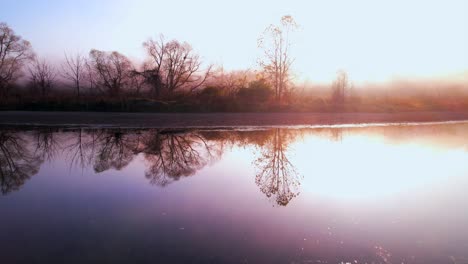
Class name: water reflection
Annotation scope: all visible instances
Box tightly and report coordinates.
[139,130,222,186]
[1,127,300,204]
[254,128,301,206]
[1,123,468,204]
[1,123,468,263]
[0,130,43,194]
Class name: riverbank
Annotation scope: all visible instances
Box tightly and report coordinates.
[1,111,468,128]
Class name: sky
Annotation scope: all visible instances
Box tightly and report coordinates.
[1,0,467,83]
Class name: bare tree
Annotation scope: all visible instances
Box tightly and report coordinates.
[258,15,298,102]
[209,66,253,97]
[141,35,166,98]
[88,49,133,97]
[0,22,35,97]
[29,58,57,98]
[84,59,98,94]
[164,40,212,94]
[331,70,351,105]
[62,52,86,98]
[142,36,212,97]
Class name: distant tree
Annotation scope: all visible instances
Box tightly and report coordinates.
[237,79,272,102]
[258,15,298,102]
[61,52,86,98]
[331,70,351,105]
[84,60,98,94]
[209,66,252,97]
[142,36,212,97]
[88,49,133,97]
[29,58,56,98]
[0,22,35,97]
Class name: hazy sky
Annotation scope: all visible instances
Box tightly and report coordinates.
[1,0,467,83]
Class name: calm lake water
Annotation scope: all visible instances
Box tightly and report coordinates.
[1,123,468,263]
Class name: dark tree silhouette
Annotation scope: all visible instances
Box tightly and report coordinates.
[254,129,301,206]
[0,22,35,98]
[0,131,43,195]
[88,49,133,97]
[29,58,57,98]
[142,36,212,97]
[61,52,87,98]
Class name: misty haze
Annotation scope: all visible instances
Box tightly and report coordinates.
[1,0,468,263]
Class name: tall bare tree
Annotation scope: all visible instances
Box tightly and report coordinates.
[88,49,133,97]
[258,15,298,102]
[29,58,56,98]
[141,35,166,98]
[62,52,86,98]
[142,36,212,97]
[0,22,35,97]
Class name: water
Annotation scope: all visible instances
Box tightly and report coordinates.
[1,123,468,263]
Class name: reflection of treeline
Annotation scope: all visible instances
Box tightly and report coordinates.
[63,129,224,186]
[2,125,467,203]
[0,128,306,206]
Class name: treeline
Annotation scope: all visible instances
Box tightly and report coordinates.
[1,20,468,113]
[0,20,292,112]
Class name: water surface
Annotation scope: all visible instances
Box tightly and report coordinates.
[1,123,468,263]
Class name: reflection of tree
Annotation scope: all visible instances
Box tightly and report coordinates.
[64,129,99,170]
[92,130,140,173]
[33,128,60,161]
[254,129,301,206]
[0,131,43,195]
[60,129,222,186]
[140,130,221,186]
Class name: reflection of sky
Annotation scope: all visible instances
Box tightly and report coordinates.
[290,134,468,200]
[1,125,468,263]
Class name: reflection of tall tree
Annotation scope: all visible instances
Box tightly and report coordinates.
[140,130,220,186]
[33,128,60,161]
[0,131,43,194]
[64,129,99,170]
[254,129,301,206]
[93,130,140,173]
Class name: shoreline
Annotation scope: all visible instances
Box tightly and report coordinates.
[1,111,468,128]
